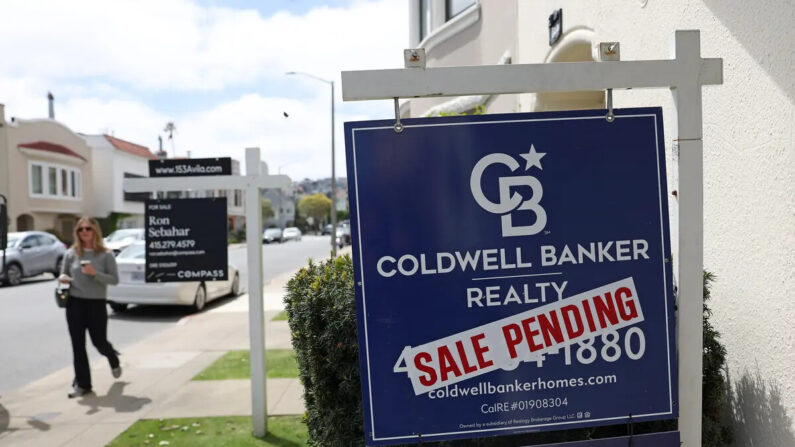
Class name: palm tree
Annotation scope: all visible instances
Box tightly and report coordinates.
[163,122,176,156]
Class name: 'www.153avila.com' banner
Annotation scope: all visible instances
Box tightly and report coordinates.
[345,108,677,446]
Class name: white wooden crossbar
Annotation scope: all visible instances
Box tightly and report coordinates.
[122,173,291,192]
[342,58,722,100]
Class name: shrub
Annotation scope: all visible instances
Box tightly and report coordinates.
[286,260,731,446]
[285,255,363,446]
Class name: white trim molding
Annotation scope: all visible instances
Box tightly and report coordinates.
[19,147,86,165]
[417,2,480,53]
[422,50,512,117]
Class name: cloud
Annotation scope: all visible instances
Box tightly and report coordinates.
[0,0,406,91]
[0,0,406,180]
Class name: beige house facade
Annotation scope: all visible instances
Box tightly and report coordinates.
[406,0,794,443]
[0,104,94,242]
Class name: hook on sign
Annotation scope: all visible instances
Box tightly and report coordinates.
[606,88,615,123]
[393,98,404,133]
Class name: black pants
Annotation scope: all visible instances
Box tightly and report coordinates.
[66,296,119,390]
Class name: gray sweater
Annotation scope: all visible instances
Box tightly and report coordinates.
[60,248,119,299]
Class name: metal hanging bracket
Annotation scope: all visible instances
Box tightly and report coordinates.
[393,98,404,133]
[404,48,426,68]
[606,88,615,122]
[598,42,620,122]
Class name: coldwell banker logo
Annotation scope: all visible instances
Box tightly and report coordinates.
[470,145,547,237]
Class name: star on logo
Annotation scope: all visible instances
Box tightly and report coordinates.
[519,145,546,170]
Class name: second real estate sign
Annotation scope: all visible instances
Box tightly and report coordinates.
[345,108,677,445]
[145,198,228,282]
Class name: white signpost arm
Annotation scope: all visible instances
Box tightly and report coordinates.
[245,147,267,437]
[341,30,721,447]
[122,173,291,192]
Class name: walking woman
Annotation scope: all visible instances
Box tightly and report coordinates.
[58,217,121,398]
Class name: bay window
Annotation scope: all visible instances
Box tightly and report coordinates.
[29,161,82,199]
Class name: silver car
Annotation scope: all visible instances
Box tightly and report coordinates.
[1,231,68,286]
[104,228,144,256]
[282,227,302,242]
[107,242,240,313]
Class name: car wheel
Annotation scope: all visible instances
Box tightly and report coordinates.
[230,273,240,296]
[53,256,64,275]
[109,302,128,313]
[4,263,23,286]
[192,283,207,312]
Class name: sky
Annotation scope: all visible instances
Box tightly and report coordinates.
[0,0,407,180]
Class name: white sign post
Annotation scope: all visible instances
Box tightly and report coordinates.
[124,147,290,437]
[341,30,721,446]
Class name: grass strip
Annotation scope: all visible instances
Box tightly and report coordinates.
[193,350,298,380]
[272,311,288,321]
[107,415,307,447]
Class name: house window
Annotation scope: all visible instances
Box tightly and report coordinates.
[123,173,150,202]
[233,190,243,207]
[60,168,68,196]
[48,167,57,195]
[414,0,480,49]
[419,0,432,41]
[30,161,82,199]
[446,0,475,19]
[31,165,43,194]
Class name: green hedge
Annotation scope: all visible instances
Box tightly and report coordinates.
[285,256,362,446]
[286,256,731,446]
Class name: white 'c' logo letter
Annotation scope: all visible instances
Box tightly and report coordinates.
[470,151,547,237]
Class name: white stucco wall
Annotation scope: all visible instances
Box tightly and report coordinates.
[83,135,114,217]
[112,150,147,215]
[83,135,147,218]
[406,0,519,117]
[514,0,794,441]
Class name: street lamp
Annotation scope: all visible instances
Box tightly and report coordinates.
[286,71,337,257]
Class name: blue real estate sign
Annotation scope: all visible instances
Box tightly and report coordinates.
[345,108,677,445]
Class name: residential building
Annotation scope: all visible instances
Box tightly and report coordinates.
[405,0,794,439]
[0,104,94,242]
[262,186,295,229]
[82,134,157,229]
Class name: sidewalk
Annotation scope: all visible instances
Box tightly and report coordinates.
[0,257,323,447]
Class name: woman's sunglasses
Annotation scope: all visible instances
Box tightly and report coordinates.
[77,227,94,233]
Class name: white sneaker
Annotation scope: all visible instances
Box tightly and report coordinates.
[68,386,91,398]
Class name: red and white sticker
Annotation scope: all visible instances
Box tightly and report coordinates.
[394,277,644,395]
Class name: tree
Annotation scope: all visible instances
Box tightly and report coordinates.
[261,198,275,222]
[163,121,177,156]
[298,194,331,231]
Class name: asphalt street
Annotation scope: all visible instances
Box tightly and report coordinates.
[0,235,333,395]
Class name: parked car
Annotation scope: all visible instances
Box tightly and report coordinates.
[335,228,346,249]
[0,231,67,286]
[335,228,349,247]
[282,227,302,242]
[322,224,333,235]
[107,242,240,313]
[104,228,144,255]
[337,223,352,245]
[262,228,283,244]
